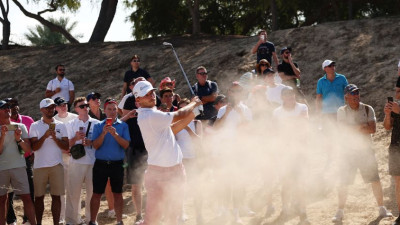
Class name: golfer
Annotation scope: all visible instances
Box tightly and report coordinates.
[133,81,202,225]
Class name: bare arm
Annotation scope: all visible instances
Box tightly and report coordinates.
[31,130,51,151]
[111,132,130,149]
[359,120,376,134]
[121,83,128,99]
[54,137,69,151]
[69,90,75,105]
[272,52,279,70]
[251,38,263,54]
[201,92,217,104]
[0,130,5,155]
[93,127,107,150]
[171,113,195,135]
[172,97,202,123]
[45,89,58,98]
[384,102,395,130]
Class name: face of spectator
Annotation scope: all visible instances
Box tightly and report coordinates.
[345,90,360,108]
[56,66,66,77]
[0,105,11,120]
[161,91,174,105]
[75,101,89,117]
[130,58,140,70]
[282,50,291,60]
[105,103,118,119]
[9,102,19,117]
[56,103,68,114]
[228,85,243,104]
[89,97,101,109]
[282,91,296,107]
[137,90,156,108]
[196,68,208,85]
[40,105,56,119]
[324,64,336,74]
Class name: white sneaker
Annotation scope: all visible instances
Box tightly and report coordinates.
[331,209,344,222]
[379,206,393,217]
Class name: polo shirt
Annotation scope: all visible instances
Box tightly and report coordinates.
[123,68,151,94]
[316,73,348,114]
[46,77,74,101]
[66,117,100,165]
[29,118,68,169]
[54,112,78,124]
[192,81,219,120]
[92,119,130,161]
[0,122,28,171]
[137,107,183,167]
[10,114,34,134]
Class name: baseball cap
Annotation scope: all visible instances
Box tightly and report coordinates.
[322,60,336,70]
[344,84,360,95]
[54,97,67,106]
[0,100,8,109]
[133,81,156,98]
[40,98,56,109]
[280,47,292,55]
[87,92,101,101]
[214,95,226,105]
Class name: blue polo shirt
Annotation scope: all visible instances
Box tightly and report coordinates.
[316,73,348,114]
[92,119,130,161]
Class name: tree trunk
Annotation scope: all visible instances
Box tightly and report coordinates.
[186,0,200,35]
[348,0,353,20]
[2,18,10,49]
[12,0,79,43]
[270,0,278,31]
[89,0,118,42]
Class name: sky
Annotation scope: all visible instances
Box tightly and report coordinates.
[2,1,134,45]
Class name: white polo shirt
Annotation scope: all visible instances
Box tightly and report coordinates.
[137,107,183,167]
[46,77,74,101]
[176,121,196,159]
[66,117,100,165]
[29,118,68,169]
[54,112,78,124]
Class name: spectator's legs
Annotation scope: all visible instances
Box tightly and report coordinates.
[131,184,143,216]
[371,181,384,206]
[113,193,123,222]
[6,192,16,224]
[20,194,36,225]
[90,193,102,223]
[34,196,45,224]
[50,195,61,225]
[0,194,7,225]
[105,180,115,212]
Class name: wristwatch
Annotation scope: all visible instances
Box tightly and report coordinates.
[16,139,23,144]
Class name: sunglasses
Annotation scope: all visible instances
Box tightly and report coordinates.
[327,64,335,68]
[197,72,207,76]
[58,69,66,71]
[348,90,360,95]
[260,64,267,66]
[91,97,99,101]
[77,104,90,109]
[132,60,140,63]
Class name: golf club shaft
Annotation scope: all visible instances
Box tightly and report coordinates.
[169,46,195,96]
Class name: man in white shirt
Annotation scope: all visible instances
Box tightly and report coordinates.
[45,64,75,111]
[65,97,100,225]
[53,96,77,223]
[30,98,69,225]
[134,81,202,225]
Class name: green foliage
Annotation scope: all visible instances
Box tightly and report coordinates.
[24,17,82,46]
[124,0,400,39]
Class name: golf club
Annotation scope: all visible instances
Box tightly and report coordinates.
[163,42,204,114]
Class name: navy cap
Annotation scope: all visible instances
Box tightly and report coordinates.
[344,84,360,95]
[87,92,101,101]
[54,97,66,106]
[280,47,292,55]
[0,100,8,109]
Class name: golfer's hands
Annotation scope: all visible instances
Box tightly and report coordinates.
[191,96,202,107]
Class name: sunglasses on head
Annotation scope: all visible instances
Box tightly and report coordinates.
[77,104,89,109]
[198,72,207,76]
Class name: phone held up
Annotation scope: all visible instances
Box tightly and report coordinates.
[106,118,113,126]
[388,97,394,103]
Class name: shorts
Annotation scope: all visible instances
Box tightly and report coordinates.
[126,148,148,185]
[92,159,124,194]
[389,145,400,176]
[0,167,30,196]
[340,150,380,185]
[33,163,64,196]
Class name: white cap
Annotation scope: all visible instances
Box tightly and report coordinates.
[40,98,55,109]
[322,59,335,70]
[132,81,156,98]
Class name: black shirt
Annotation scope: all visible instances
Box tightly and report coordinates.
[278,61,299,76]
[391,112,400,146]
[89,108,106,121]
[192,81,218,120]
[123,95,146,151]
[123,68,151,94]
[257,41,276,64]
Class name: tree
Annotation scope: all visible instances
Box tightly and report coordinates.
[89,0,118,42]
[185,0,200,34]
[25,17,82,46]
[0,0,10,49]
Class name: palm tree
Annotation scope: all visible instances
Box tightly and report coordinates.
[25,17,82,46]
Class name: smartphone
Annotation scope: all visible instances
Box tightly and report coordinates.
[106,118,113,126]
[6,124,18,131]
[79,126,85,133]
[388,97,394,102]
[49,123,56,130]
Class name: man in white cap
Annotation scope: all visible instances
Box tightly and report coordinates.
[133,80,202,225]
[29,98,69,225]
[316,60,348,119]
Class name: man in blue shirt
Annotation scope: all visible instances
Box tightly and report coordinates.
[316,60,348,119]
[88,99,130,225]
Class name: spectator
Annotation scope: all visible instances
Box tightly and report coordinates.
[120,55,155,99]
[158,77,181,107]
[134,81,202,225]
[207,95,227,127]
[316,60,348,119]
[30,98,69,225]
[89,99,130,225]
[158,88,178,112]
[87,92,106,121]
[383,91,400,225]
[5,98,35,225]
[0,100,37,225]
[264,69,288,107]
[277,47,308,105]
[192,66,219,120]
[53,96,77,223]
[45,64,75,110]
[65,97,100,225]
[272,87,309,224]
[333,84,392,222]
[251,29,279,67]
